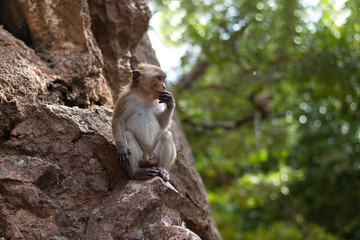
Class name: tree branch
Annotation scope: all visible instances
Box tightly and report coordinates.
[179,61,209,89]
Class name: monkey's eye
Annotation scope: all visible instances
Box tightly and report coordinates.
[156,76,163,81]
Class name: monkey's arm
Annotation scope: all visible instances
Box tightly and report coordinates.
[158,107,174,130]
[112,118,127,148]
[112,117,130,166]
[158,91,175,129]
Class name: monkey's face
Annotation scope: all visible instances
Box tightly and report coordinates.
[142,70,167,100]
[132,64,167,101]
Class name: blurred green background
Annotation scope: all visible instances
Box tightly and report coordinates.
[150,0,360,239]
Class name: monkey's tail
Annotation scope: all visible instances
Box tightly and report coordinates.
[254,111,261,150]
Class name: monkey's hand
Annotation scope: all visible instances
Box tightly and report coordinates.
[159,91,175,109]
[117,148,131,168]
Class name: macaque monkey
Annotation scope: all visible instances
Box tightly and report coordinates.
[249,91,274,149]
[249,91,274,115]
[112,63,176,182]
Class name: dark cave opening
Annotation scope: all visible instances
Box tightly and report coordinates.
[0,0,33,47]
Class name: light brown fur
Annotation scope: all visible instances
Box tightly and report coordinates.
[112,63,176,181]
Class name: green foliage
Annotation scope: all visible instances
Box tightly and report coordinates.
[245,222,338,240]
[152,0,360,239]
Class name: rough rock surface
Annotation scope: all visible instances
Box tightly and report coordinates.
[88,0,152,99]
[85,178,200,240]
[0,0,222,239]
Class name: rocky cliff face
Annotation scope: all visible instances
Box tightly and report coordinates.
[0,0,221,239]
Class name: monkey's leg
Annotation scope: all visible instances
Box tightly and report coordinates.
[125,131,163,180]
[152,131,176,181]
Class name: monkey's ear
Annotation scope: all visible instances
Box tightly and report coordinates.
[132,70,140,82]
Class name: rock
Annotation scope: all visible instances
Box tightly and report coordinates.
[85,177,200,240]
[0,0,113,109]
[14,0,103,81]
[0,103,203,239]
[88,0,152,99]
[135,34,160,67]
[0,104,116,239]
[0,0,222,239]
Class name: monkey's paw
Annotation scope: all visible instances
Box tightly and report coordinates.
[117,148,131,168]
[157,167,169,182]
[136,167,169,181]
[159,91,175,109]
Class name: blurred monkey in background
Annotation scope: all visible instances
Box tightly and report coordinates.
[249,91,274,149]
